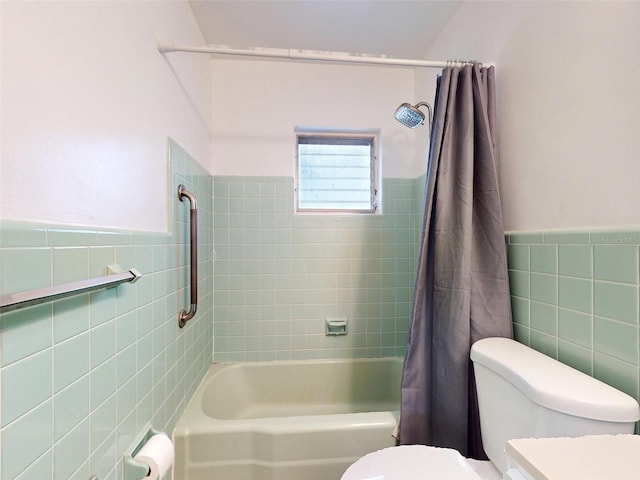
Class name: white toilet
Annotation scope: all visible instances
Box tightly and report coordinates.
[342,337,640,480]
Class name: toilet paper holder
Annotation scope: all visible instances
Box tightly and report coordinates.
[123,424,164,480]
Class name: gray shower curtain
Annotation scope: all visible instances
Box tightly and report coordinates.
[398,64,512,459]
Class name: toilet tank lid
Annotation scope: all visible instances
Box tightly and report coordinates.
[470,337,640,423]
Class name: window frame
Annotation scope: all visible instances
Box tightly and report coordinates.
[294,130,380,214]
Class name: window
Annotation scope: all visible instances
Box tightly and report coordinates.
[295,131,379,213]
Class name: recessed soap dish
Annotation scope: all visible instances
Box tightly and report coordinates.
[325,317,348,336]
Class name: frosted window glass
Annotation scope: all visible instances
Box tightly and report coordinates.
[296,134,377,213]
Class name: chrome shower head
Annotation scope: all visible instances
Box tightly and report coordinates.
[394,102,432,129]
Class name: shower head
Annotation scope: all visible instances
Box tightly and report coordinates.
[394,102,432,129]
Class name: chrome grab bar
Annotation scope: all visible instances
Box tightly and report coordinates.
[178,184,197,328]
[0,265,141,314]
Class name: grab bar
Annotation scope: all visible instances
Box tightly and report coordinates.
[0,265,141,314]
[178,184,197,328]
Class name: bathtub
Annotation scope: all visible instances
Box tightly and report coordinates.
[173,357,403,480]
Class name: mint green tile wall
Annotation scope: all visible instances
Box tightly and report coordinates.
[507,229,640,406]
[413,173,427,250]
[213,176,421,361]
[0,140,213,480]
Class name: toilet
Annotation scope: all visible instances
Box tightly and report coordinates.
[342,337,640,480]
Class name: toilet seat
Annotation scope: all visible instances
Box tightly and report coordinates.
[341,445,499,480]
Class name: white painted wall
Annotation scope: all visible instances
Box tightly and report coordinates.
[413,68,438,177]
[9,1,634,232]
[424,1,640,231]
[0,1,212,232]
[211,59,422,178]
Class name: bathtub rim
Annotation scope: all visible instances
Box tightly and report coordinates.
[174,357,403,436]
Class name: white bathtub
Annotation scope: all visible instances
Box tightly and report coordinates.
[173,358,403,480]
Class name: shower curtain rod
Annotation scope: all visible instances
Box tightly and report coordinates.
[158,43,479,69]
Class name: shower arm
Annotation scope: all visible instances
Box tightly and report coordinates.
[415,102,433,131]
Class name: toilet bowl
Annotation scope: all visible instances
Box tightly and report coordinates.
[342,445,502,480]
[340,338,640,480]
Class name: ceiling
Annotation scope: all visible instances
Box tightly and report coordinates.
[188,1,461,60]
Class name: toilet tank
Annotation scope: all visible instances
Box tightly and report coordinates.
[470,337,640,474]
